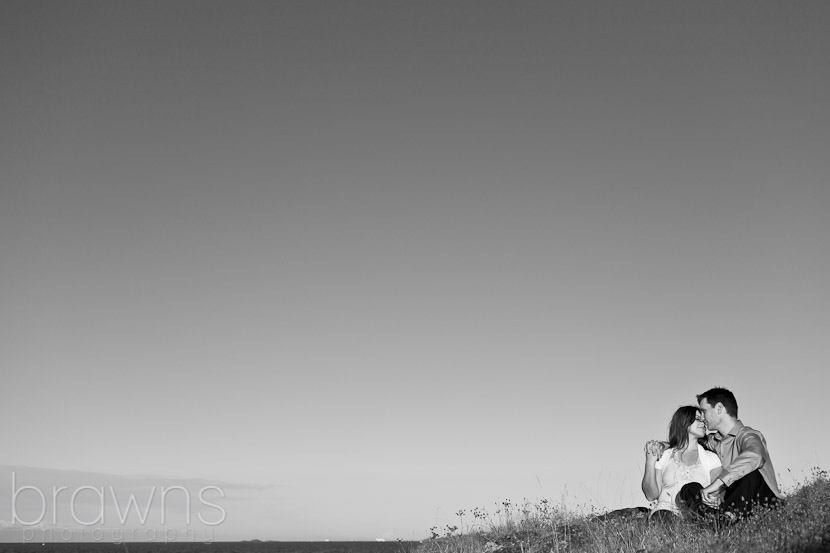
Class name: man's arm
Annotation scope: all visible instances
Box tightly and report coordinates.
[700,477,725,507]
[700,432,766,506]
[717,432,766,487]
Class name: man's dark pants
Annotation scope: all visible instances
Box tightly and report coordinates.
[677,470,782,518]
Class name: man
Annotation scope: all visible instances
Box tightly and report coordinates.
[678,387,784,519]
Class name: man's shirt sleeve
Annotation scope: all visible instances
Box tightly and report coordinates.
[719,432,766,486]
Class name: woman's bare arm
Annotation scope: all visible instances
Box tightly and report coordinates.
[641,440,662,501]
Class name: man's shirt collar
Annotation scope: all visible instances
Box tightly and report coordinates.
[714,419,744,441]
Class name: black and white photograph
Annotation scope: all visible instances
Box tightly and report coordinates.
[2,2,829,551]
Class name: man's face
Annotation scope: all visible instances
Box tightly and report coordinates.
[699,398,718,430]
[700,398,720,430]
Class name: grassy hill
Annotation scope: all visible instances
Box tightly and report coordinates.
[413,468,830,553]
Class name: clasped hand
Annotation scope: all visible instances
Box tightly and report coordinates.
[699,480,724,508]
[643,440,666,459]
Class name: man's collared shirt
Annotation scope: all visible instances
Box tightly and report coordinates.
[706,420,783,499]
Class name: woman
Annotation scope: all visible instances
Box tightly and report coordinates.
[641,406,722,520]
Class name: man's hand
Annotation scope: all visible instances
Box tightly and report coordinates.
[700,479,724,508]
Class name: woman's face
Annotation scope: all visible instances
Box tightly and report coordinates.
[688,411,707,438]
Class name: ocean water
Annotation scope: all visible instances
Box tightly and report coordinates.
[0,541,420,553]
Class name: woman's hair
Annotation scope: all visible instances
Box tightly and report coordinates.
[667,405,701,451]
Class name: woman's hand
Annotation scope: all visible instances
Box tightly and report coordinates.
[643,440,665,461]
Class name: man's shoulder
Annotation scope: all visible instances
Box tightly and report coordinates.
[698,443,718,455]
[733,423,769,449]
[735,422,764,437]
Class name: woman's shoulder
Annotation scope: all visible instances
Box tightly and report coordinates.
[697,444,722,465]
[661,447,678,457]
[655,447,676,468]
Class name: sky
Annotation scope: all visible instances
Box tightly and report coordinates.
[1,0,829,543]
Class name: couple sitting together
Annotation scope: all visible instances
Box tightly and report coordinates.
[642,387,784,522]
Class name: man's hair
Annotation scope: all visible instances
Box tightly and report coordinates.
[697,387,738,418]
[667,405,701,451]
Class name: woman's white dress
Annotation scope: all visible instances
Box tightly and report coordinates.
[652,443,722,516]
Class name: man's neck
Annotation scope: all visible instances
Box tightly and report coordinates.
[717,419,738,438]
